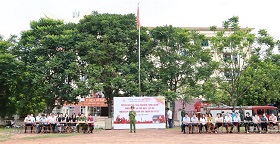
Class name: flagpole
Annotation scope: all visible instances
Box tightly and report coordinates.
[137,3,141,97]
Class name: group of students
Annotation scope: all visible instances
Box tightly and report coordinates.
[23,112,95,133]
[180,111,280,134]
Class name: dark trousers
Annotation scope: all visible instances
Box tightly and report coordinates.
[24,123,34,133]
[199,124,207,133]
[191,123,198,133]
[244,122,252,132]
[224,123,233,133]
[214,123,223,130]
[77,123,88,133]
[168,118,172,128]
[50,124,57,133]
[88,124,94,133]
[261,122,268,132]
[182,124,189,133]
[253,123,260,132]
[230,122,240,132]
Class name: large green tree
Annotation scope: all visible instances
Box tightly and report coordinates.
[150,26,217,122]
[18,18,83,113]
[77,12,150,117]
[0,36,22,117]
[237,30,280,106]
[209,16,255,108]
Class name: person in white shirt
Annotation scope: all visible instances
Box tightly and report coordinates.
[199,114,207,133]
[39,114,50,133]
[48,113,57,133]
[36,113,41,122]
[277,112,280,133]
[252,113,261,133]
[214,113,223,133]
[35,113,41,133]
[181,113,190,134]
[30,114,36,123]
[269,113,277,127]
[190,113,199,134]
[166,108,173,128]
[224,112,233,133]
[24,114,35,133]
[231,112,241,133]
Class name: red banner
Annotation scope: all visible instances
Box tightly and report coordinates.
[65,98,107,107]
[79,98,107,107]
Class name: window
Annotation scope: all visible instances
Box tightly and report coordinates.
[223,53,231,62]
[201,40,209,47]
[81,106,85,114]
[179,49,186,56]
[232,54,238,62]
[266,109,277,115]
[257,109,264,115]
[224,68,239,79]
[89,107,101,116]
[224,70,231,78]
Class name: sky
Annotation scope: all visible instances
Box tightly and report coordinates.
[0,0,280,40]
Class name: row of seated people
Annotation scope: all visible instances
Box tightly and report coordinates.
[181,112,280,134]
[24,112,95,133]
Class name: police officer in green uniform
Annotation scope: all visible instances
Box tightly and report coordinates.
[129,105,136,133]
[77,113,87,133]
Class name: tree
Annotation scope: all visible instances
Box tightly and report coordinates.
[0,36,22,117]
[237,30,280,106]
[77,12,147,117]
[150,26,217,122]
[18,18,83,113]
[209,16,256,108]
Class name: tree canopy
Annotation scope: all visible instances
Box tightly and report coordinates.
[0,14,279,117]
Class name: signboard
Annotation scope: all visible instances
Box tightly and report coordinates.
[73,98,107,107]
[113,97,165,129]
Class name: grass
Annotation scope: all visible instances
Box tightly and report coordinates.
[21,133,78,140]
[0,128,14,133]
[0,134,12,142]
[0,128,12,142]
[0,128,78,142]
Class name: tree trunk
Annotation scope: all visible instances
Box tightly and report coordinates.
[104,85,113,118]
[107,99,112,118]
[231,94,235,111]
[165,101,168,128]
[172,100,175,127]
[45,105,54,114]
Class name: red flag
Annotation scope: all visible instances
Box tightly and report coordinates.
[136,4,140,30]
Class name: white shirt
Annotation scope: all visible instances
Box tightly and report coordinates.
[167,110,172,119]
[182,117,191,124]
[40,117,48,125]
[215,117,223,123]
[48,116,57,124]
[30,116,36,123]
[24,117,33,124]
[233,116,241,122]
[191,117,199,123]
[200,117,207,125]
[36,116,41,122]
[269,115,277,123]
[224,116,232,123]
[252,116,260,123]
